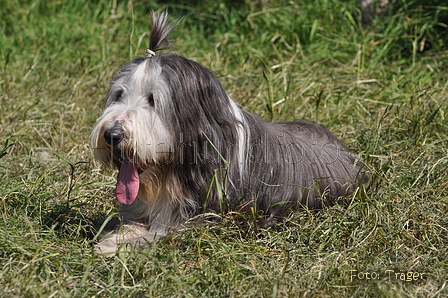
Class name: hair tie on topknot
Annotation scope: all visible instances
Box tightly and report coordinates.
[146,49,156,59]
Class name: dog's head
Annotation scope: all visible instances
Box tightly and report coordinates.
[90,11,242,204]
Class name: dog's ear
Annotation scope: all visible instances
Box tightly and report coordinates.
[148,10,183,55]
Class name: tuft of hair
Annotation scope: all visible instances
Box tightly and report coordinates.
[148,10,180,53]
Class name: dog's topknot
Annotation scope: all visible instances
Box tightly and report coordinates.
[147,11,179,58]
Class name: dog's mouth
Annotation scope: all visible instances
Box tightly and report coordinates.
[115,157,148,205]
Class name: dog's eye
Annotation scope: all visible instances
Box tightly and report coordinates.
[115,90,124,101]
[147,94,155,107]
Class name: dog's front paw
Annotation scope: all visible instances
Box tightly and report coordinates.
[94,224,167,255]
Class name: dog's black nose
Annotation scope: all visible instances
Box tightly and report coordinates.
[104,127,124,146]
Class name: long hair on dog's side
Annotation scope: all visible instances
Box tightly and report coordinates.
[90,11,371,250]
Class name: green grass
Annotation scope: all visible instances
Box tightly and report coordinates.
[1,0,447,297]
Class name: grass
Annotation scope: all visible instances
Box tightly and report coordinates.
[1,0,447,296]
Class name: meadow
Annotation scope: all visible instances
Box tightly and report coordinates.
[1,0,447,297]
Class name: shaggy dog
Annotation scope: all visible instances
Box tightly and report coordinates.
[90,11,370,253]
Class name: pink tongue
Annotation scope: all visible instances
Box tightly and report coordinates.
[115,158,139,204]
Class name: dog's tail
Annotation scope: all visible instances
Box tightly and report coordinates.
[147,10,181,57]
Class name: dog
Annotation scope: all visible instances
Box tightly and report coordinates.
[90,11,370,254]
